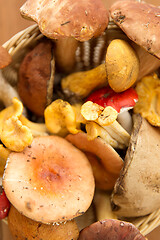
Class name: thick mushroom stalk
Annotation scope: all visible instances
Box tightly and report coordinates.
[20,0,109,42]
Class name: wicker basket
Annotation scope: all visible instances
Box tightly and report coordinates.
[1,23,160,238]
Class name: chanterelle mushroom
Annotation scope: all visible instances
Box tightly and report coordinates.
[3,135,95,223]
[20,0,109,41]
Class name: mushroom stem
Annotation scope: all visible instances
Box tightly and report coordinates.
[0,71,20,107]
[55,37,79,73]
[117,111,133,134]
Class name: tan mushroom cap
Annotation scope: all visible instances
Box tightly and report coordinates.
[110,1,160,58]
[20,0,109,41]
[0,45,12,69]
[3,136,95,223]
[66,132,123,190]
[78,219,146,240]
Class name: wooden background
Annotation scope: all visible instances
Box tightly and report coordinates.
[0,0,160,239]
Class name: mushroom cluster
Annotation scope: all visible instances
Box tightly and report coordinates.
[1,0,160,239]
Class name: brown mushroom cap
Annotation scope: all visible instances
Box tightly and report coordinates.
[3,135,95,223]
[18,40,55,116]
[20,0,109,41]
[66,132,123,190]
[78,219,146,240]
[0,45,12,69]
[110,1,160,58]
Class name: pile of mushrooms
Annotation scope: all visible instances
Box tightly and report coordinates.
[1,0,160,239]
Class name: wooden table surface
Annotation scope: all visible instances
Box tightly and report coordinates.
[0,0,160,239]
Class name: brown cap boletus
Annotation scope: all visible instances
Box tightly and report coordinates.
[20,0,109,42]
[8,205,79,240]
[3,135,95,223]
[0,45,12,69]
[78,219,146,240]
[110,1,160,79]
[18,40,55,116]
[66,132,123,190]
[111,114,160,217]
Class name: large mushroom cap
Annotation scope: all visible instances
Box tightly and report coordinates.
[20,0,109,41]
[111,114,160,217]
[78,219,146,240]
[3,135,95,223]
[110,1,160,58]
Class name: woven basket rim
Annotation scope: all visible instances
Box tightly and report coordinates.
[1,23,160,237]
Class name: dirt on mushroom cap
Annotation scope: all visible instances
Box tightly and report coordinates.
[3,135,95,223]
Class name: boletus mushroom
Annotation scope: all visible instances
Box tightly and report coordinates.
[3,135,95,239]
[111,114,160,217]
[78,219,146,240]
[18,39,55,116]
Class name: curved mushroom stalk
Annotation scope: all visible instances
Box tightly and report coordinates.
[20,0,109,41]
[111,114,160,217]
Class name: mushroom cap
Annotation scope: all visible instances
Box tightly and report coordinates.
[111,114,160,217]
[20,0,109,41]
[0,45,12,69]
[18,40,55,116]
[3,135,95,223]
[78,219,145,240]
[66,132,123,190]
[110,1,160,58]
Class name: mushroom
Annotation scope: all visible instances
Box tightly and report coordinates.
[61,64,107,99]
[0,45,12,69]
[0,98,48,152]
[44,99,81,137]
[110,0,160,79]
[18,39,55,116]
[3,135,95,223]
[66,132,123,190]
[8,205,79,240]
[105,39,140,92]
[0,186,10,220]
[86,86,138,133]
[20,0,109,42]
[134,73,160,127]
[78,219,146,240]
[111,114,160,217]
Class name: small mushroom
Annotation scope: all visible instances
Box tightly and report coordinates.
[66,132,123,190]
[20,0,109,42]
[105,39,140,92]
[78,219,146,240]
[3,135,95,223]
[134,74,160,127]
[18,40,55,116]
[0,98,48,152]
[44,99,81,137]
[0,45,12,69]
[110,1,160,59]
[8,205,79,240]
[111,114,160,217]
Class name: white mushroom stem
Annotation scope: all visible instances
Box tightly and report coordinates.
[0,70,20,107]
[117,111,133,134]
[101,120,130,147]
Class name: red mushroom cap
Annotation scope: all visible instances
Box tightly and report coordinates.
[86,86,138,113]
[0,186,10,219]
[78,219,146,240]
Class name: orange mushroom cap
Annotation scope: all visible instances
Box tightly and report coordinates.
[3,136,95,223]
